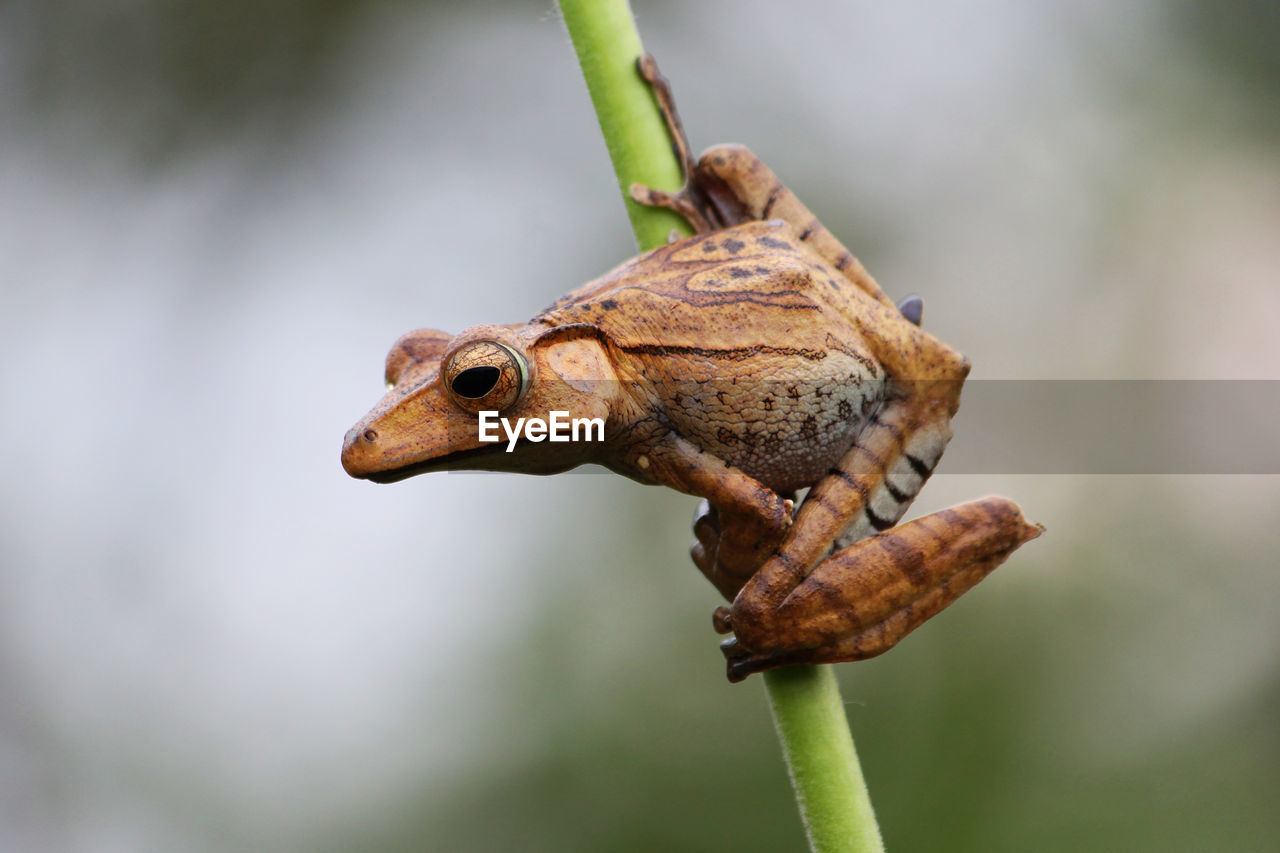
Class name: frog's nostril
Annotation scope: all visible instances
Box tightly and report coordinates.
[342,424,379,478]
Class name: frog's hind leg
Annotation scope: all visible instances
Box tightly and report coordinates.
[688,144,900,313]
[720,498,1043,682]
[630,54,907,317]
[716,341,986,679]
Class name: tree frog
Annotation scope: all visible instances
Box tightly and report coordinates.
[342,56,1042,681]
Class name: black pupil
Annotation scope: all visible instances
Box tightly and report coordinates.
[451,365,501,399]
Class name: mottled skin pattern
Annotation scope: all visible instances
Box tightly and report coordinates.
[341,56,1042,681]
[537,220,887,496]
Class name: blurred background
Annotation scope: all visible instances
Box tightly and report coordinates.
[2,1,1278,850]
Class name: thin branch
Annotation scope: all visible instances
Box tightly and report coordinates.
[764,665,885,852]
[558,3,884,850]
[558,0,690,252]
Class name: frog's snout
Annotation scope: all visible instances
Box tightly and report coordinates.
[341,402,479,483]
[340,423,381,479]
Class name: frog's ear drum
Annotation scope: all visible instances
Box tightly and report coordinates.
[896,295,924,327]
[443,340,530,414]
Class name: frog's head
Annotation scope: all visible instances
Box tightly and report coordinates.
[341,323,617,481]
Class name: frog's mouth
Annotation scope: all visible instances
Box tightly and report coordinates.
[344,430,581,482]
[357,442,512,483]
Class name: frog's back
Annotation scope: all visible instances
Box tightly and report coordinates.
[534,221,888,493]
[534,220,865,351]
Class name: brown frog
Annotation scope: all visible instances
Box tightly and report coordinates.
[341,56,1042,681]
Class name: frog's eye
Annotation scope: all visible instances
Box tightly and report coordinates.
[444,340,529,414]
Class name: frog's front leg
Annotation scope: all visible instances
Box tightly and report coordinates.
[720,498,1044,681]
[626,431,794,598]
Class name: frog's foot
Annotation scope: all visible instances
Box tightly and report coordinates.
[690,496,795,601]
[719,637,808,683]
[718,498,1043,682]
[628,54,725,235]
[629,183,713,234]
[636,55,696,178]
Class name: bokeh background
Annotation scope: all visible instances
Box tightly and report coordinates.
[3,1,1278,850]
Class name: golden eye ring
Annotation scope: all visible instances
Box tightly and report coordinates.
[443,341,530,414]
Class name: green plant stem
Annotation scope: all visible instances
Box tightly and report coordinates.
[764,665,885,853]
[558,0,691,252]
[558,3,884,851]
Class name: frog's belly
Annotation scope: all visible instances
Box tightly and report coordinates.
[661,351,886,494]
